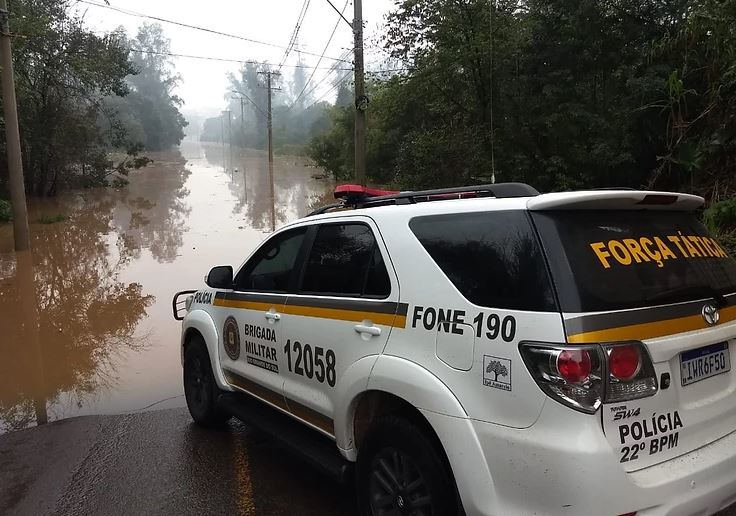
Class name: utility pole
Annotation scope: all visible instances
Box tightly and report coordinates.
[353,0,367,186]
[239,97,245,147]
[220,113,226,172]
[0,0,29,249]
[226,109,233,173]
[258,71,281,165]
[0,0,46,426]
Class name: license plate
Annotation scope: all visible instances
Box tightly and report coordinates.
[680,342,731,387]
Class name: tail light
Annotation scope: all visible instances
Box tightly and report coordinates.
[520,341,657,414]
[556,349,592,384]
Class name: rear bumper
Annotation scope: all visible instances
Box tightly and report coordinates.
[632,429,736,516]
[424,400,736,516]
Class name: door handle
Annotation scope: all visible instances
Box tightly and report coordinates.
[264,312,281,321]
[354,324,381,337]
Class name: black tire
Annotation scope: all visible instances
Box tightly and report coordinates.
[183,337,230,427]
[357,416,458,516]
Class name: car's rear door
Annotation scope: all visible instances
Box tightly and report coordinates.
[531,206,736,472]
[280,217,401,436]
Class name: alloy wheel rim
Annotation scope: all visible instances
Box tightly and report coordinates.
[186,356,208,408]
[368,447,431,516]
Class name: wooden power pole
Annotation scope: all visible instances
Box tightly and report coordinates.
[258,70,281,165]
[0,0,47,426]
[239,97,245,147]
[353,0,367,186]
[0,0,30,250]
[226,109,233,172]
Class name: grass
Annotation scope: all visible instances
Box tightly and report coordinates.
[37,214,67,224]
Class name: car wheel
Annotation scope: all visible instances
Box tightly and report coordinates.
[357,416,458,516]
[184,337,230,427]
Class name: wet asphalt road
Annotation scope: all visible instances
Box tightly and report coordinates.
[0,408,354,516]
[1,407,735,516]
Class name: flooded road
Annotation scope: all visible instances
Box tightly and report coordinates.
[0,141,333,434]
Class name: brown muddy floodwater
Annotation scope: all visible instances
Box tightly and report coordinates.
[0,141,333,434]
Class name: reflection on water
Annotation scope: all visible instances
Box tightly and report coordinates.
[113,153,192,263]
[0,197,155,433]
[0,143,333,433]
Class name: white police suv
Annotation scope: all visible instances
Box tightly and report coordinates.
[173,183,736,516]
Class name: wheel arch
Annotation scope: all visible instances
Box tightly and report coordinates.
[349,389,467,515]
[181,309,230,390]
[336,354,467,460]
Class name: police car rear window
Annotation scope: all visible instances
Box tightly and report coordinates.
[409,211,557,312]
[531,210,736,312]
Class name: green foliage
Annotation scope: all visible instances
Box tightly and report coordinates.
[706,196,736,256]
[719,232,736,257]
[123,24,188,151]
[309,107,354,181]
[0,200,11,223]
[704,197,736,233]
[0,5,183,197]
[309,0,735,203]
[5,0,136,196]
[648,0,736,196]
[37,214,67,225]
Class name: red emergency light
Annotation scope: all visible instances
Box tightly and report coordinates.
[334,184,400,201]
[306,182,539,216]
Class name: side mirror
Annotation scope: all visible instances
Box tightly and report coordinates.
[205,265,233,289]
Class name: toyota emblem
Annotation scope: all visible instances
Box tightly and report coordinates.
[702,303,720,326]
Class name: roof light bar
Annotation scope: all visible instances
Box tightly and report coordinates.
[307,182,539,217]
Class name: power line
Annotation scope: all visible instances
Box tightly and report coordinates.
[291,0,349,108]
[229,89,269,119]
[324,0,351,27]
[77,0,351,63]
[128,48,353,70]
[278,0,311,71]
[304,71,352,110]
[301,49,352,101]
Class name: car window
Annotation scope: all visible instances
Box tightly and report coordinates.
[532,210,736,312]
[234,227,306,292]
[300,223,390,298]
[409,211,557,312]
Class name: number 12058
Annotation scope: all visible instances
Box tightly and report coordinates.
[284,339,337,387]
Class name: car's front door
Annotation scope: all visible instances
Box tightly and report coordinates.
[281,218,401,435]
[211,226,308,411]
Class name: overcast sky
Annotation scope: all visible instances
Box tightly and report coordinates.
[74,0,395,117]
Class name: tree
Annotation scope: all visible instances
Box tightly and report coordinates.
[123,23,188,151]
[308,0,733,201]
[201,61,330,156]
[647,0,736,199]
[2,0,135,195]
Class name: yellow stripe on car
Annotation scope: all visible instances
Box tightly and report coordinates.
[214,297,407,328]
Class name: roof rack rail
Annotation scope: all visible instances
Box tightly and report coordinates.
[307,182,539,217]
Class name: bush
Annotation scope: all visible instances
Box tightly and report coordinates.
[704,197,736,233]
[0,200,11,222]
[720,232,736,257]
[704,197,736,256]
